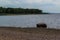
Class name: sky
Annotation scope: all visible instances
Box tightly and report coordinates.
[0,0,60,13]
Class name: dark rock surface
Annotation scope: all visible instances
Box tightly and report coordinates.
[36,23,47,28]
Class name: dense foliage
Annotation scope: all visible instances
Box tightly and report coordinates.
[0,7,47,15]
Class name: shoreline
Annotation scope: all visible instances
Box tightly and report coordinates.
[0,13,49,16]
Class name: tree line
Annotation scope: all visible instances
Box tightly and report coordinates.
[0,7,47,15]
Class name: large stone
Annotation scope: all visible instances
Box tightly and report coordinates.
[36,23,47,28]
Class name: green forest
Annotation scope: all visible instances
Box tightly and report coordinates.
[0,7,48,15]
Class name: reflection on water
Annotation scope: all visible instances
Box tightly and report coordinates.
[0,14,60,29]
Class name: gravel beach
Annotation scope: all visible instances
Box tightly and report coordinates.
[0,27,59,40]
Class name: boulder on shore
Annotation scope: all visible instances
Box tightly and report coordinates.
[36,23,47,28]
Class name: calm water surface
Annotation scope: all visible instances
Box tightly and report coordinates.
[0,14,60,29]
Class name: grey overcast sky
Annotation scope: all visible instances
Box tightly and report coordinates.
[0,0,60,13]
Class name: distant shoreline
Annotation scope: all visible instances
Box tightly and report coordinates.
[0,13,49,16]
[0,7,49,15]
